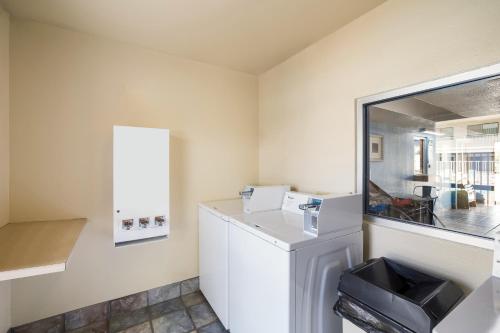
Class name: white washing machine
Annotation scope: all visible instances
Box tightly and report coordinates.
[199,199,243,329]
[228,192,363,333]
[199,185,289,329]
[199,191,363,333]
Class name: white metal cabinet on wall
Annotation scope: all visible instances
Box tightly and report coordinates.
[113,126,170,245]
[198,206,230,329]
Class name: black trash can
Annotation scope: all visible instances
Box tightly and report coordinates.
[334,257,463,333]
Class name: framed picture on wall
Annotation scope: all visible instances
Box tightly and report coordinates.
[370,135,383,161]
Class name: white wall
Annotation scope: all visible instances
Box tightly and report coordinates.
[0,6,11,333]
[9,19,258,325]
[259,0,499,291]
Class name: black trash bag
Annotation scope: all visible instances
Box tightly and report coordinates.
[334,292,414,333]
[334,257,464,333]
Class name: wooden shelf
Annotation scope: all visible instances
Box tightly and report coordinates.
[0,219,86,281]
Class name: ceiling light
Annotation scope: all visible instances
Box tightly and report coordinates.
[419,128,445,136]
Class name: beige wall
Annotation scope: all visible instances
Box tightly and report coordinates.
[0,7,9,228]
[9,19,258,325]
[364,223,492,292]
[0,6,11,333]
[259,0,499,291]
[8,0,500,326]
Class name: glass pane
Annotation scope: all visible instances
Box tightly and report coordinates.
[414,139,422,175]
[366,75,500,239]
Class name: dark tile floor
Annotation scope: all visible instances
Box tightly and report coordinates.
[95,291,225,333]
[102,291,225,333]
[11,279,227,333]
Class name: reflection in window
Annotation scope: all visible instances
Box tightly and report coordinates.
[366,75,500,239]
[467,122,499,137]
[439,127,454,139]
[414,138,423,175]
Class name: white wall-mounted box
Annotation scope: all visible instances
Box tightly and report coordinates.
[113,126,170,245]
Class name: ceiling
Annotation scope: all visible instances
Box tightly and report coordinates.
[371,75,500,128]
[370,106,436,130]
[375,97,462,123]
[0,0,385,74]
[415,76,500,118]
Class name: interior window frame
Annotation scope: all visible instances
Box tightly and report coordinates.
[356,64,500,251]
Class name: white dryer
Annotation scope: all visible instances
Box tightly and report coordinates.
[228,192,363,333]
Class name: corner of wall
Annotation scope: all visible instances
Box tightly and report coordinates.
[0,5,11,333]
[256,74,263,185]
[0,0,9,230]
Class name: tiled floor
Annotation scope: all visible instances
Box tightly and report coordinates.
[106,291,226,333]
[435,204,500,237]
[11,278,227,333]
